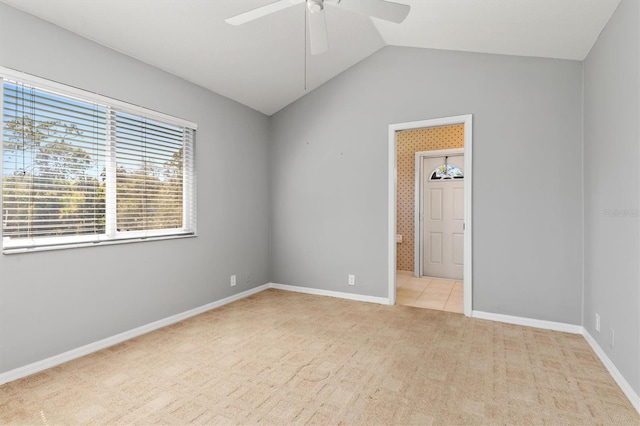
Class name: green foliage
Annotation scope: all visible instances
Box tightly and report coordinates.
[2,116,184,240]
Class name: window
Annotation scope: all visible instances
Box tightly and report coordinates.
[429,164,463,180]
[1,69,196,252]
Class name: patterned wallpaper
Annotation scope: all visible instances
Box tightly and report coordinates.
[396,124,465,272]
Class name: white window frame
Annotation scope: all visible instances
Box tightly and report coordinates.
[1,67,197,253]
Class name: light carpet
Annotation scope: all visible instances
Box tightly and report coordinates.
[1,289,638,425]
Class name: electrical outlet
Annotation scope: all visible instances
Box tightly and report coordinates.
[610,329,615,348]
[595,313,600,332]
[230,275,236,287]
[348,274,355,286]
[246,272,252,283]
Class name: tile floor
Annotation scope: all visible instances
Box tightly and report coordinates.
[396,272,463,313]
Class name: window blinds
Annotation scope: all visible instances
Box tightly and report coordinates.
[1,71,196,252]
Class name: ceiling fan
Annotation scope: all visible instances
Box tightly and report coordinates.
[225,0,410,55]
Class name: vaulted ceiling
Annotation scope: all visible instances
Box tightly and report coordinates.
[0,0,621,115]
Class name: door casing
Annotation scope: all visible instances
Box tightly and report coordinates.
[388,115,473,316]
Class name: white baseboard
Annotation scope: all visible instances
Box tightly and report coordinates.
[0,283,271,386]
[471,310,583,334]
[269,283,390,305]
[0,282,381,386]
[583,330,640,415]
[472,310,639,416]
[2,283,638,418]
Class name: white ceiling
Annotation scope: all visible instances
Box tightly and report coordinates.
[0,0,621,115]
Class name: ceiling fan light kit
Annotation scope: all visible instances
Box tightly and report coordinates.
[226,0,410,55]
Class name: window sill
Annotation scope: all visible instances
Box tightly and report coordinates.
[2,233,197,255]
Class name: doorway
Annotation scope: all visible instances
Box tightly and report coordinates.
[388,115,472,316]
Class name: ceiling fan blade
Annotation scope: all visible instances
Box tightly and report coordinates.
[335,0,410,23]
[226,0,305,25]
[308,7,329,55]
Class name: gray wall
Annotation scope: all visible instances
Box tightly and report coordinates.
[4,0,636,401]
[583,0,640,394]
[0,3,270,374]
[270,47,584,324]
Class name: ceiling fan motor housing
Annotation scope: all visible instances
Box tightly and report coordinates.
[307,0,324,13]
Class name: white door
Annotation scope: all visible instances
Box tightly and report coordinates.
[422,155,464,280]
